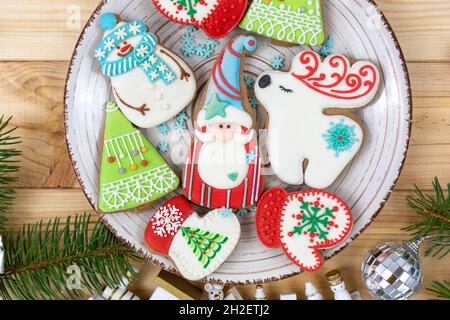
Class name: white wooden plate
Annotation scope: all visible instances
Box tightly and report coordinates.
[65,0,412,284]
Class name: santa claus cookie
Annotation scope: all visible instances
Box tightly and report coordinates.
[255,51,380,189]
[153,0,248,39]
[255,188,352,271]
[95,13,197,128]
[240,0,326,46]
[144,196,241,281]
[183,35,263,209]
[98,102,179,213]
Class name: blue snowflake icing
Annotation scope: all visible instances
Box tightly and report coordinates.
[248,97,258,109]
[271,55,285,70]
[220,207,234,218]
[244,75,255,89]
[157,142,170,153]
[174,120,187,132]
[185,26,198,33]
[182,44,195,57]
[318,36,334,58]
[181,26,219,59]
[246,150,257,164]
[236,208,248,217]
[176,110,188,124]
[322,119,359,157]
[158,123,170,135]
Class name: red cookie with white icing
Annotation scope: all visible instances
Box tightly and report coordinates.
[145,196,241,281]
[153,0,248,39]
[255,188,352,271]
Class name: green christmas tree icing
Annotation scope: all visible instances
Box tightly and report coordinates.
[98,102,179,213]
[239,0,325,46]
[181,227,229,268]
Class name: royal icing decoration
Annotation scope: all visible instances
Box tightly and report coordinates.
[255,51,380,188]
[95,13,197,129]
[144,196,241,281]
[239,0,326,46]
[98,102,179,213]
[255,188,353,271]
[153,0,248,39]
[183,35,263,209]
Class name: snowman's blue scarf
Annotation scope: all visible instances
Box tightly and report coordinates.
[95,20,176,85]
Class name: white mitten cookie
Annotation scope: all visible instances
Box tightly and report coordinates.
[145,196,241,281]
[255,188,352,271]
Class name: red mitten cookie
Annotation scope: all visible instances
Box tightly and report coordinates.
[153,0,248,39]
[255,188,352,271]
[145,196,241,281]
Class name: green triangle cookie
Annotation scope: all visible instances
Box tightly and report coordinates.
[239,0,325,46]
[98,102,179,213]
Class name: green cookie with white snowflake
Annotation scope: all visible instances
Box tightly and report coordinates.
[239,0,326,46]
[98,102,179,213]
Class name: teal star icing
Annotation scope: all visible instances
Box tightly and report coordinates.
[204,94,228,121]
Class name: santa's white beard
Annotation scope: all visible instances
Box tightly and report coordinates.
[197,138,249,190]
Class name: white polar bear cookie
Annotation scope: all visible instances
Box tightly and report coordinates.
[95,13,197,129]
[144,196,241,281]
[255,51,380,189]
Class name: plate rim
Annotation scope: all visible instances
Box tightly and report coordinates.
[63,0,412,285]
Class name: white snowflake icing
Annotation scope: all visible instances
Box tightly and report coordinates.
[95,48,106,59]
[114,28,128,40]
[129,22,142,35]
[103,38,115,51]
[136,45,149,58]
[165,73,175,82]
[151,204,184,238]
[149,70,159,80]
[157,63,168,73]
[141,61,152,71]
[148,55,158,65]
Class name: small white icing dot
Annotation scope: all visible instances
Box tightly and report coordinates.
[308,9,314,15]
[162,104,171,110]
[154,93,163,101]
[119,153,125,159]
[307,0,313,5]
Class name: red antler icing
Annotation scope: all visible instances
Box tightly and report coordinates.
[292,51,378,100]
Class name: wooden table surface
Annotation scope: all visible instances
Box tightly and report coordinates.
[1,0,449,300]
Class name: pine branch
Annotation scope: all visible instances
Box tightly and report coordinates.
[0,115,21,232]
[0,214,143,300]
[403,177,450,258]
[427,280,450,300]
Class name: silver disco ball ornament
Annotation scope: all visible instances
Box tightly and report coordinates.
[361,239,424,300]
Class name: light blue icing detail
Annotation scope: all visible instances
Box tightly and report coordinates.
[100,13,118,30]
[95,19,176,85]
[205,35,258,111]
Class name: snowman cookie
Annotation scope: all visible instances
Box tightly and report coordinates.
[255,188,352,271]
[145,196,241,281]
[153,0,248,39]
[98,102,179,213]
[183,35,264,209]
[95,13,197,129]
[240,0,326,46]
[255,51,380,189]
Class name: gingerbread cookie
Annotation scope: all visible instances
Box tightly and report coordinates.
[95,13,197,129]
[183,35,263,209]
[98,102,179,213]
[255,51,380,188]
[144,196,241,281]
[240,0,326,46]
[255,188,352,271]
[153,0,248,39]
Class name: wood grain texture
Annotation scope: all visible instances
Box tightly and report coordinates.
[0,0,448,300]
